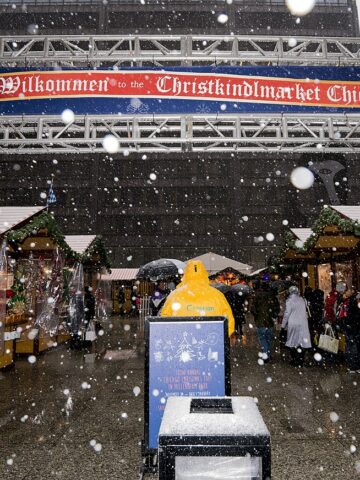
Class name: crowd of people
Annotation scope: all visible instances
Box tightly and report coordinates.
[117,270,360,373]
[249,279,360,372]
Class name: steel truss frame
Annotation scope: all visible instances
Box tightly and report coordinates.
[1,114,360,154]
[2,35,360,154]
[1,35,360,67]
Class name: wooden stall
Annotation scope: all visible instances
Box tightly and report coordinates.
[66,235,111,293]
[5,209,73,355]
[189,252,252,277]
[0,207,47,367]
[0,207,112,366]
[281,206,360,296]
[99,268,142,314]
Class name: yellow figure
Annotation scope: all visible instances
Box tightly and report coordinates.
[161,260,235,336]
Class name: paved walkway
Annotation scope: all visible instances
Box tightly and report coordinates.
[0,317,359,479]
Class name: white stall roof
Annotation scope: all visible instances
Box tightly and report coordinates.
[251,267,267,277]
[290,228,313,243]
[0,206,46,235]
[330,205,360,223]
[65,235,96,255]
[100,268,139,281]
[188,252,252,275]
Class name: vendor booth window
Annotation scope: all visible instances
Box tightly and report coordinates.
[318,264,332,297]
[335,262,353,291]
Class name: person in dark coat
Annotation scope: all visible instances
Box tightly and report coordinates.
[118,288,125,315]
[84,286,96,327]
[151,283,168,316]
[232,291,248,337]
[308,288,325,340]
[304,286,313,303]
[342,292,360,373]
[251,281,280,362]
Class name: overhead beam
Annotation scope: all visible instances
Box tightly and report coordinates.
[1,113,360,154]
[1,35,360,67]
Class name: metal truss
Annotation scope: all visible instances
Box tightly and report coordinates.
[1,113,360,154]
[2,35,360,67]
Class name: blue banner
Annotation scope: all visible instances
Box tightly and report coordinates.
[1,66,360,115]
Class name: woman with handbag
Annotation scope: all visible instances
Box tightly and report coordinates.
[281,286,312,367]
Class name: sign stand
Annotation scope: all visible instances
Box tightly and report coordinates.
[141,316,231,476]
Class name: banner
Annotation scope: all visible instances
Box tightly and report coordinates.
[144,316,230,452]
[1,66,360,114]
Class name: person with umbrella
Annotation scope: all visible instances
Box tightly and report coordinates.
[137,258,185,282]
[150,281,168,316]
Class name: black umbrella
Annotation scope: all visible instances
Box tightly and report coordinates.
[270,280,293,293]
[211,283,232,294]
[136,258,185,281]
[231,283,251,296]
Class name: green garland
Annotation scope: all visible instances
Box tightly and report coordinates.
[6,212,77,259]
[270,207,360,267]
[80,235,111,272]
[5,211,111,271]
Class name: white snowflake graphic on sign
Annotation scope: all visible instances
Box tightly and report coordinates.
[126,98,150,113]
[175,332,195,363]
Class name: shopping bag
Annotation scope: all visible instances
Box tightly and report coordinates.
[318,325,339,354]
[85,322,97,342]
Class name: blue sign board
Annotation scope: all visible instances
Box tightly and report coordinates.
[144,316,230,452]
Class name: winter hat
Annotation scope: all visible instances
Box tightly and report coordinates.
[289,286,299,295]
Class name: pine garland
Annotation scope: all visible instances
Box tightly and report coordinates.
[269,207,360,266]
[5,212,111,272]
[5,212,76,259]
[81,235,111,272]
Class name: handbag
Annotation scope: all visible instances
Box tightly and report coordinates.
[85,321,97,342]
[318,325,339,354]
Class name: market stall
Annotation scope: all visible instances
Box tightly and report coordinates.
[209,267,249,285]
[0,207,47,367]
[64,235,111,342]
[3,210,111,356]
[279,206,360,296]
[5,210,75,355]
[65,235,111,292]
[99,268,141,314]
[188,252,252,276]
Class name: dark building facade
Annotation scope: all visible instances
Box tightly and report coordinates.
[0,0,358,36]
[0,152,357,269]
[0,0,359,268]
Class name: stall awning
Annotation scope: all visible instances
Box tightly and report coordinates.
[251,267,267,277]
[290,228,314,244]
[65,235,96,255]
[0,206,46,235]
[330,205,360,223]
[100,268,139,281]
[188,252,252,275]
